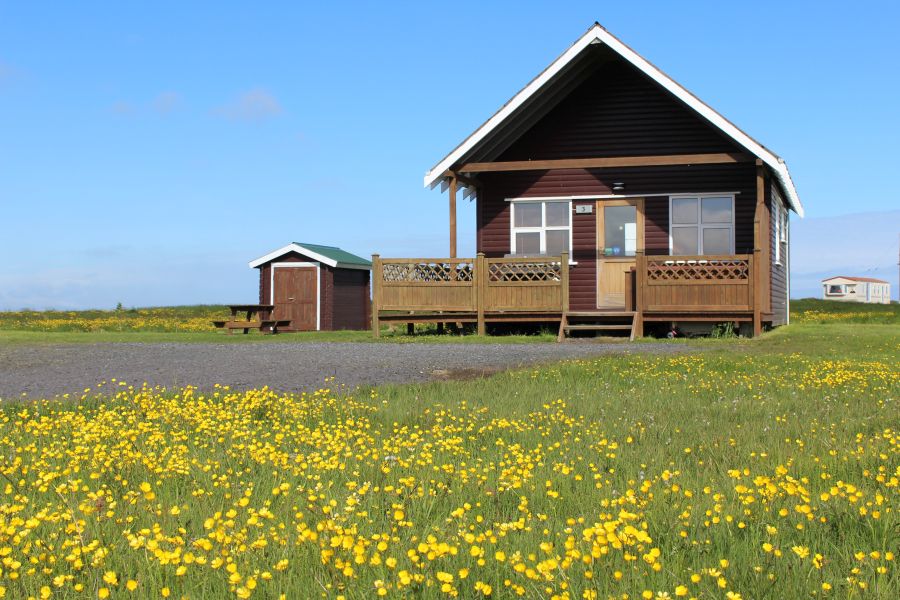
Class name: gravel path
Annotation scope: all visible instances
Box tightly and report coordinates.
[0,341,694,400]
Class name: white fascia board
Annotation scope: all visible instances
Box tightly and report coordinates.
[423,27,600,189]
[249,243,339,269]
[424,24,804,217]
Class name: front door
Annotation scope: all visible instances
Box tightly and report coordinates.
[273,267,318,330]
[597,198,643,308]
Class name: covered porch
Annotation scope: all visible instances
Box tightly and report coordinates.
[370,251,761,339]
[372,155,774,339]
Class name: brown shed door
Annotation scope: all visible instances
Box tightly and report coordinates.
[273,267,317,331]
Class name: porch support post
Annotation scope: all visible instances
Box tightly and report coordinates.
[475,252,486,335]
[449,174,458,258]
[634,250,644,338]
[560,252,570,313]
[371,254,381,338]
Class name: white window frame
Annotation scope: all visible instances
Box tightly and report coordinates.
[510,199,573,258]
[270,261,321,331]
[668,194,736,256]
[773,199,789,266]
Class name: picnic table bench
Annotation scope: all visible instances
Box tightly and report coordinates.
[212,305,291,334]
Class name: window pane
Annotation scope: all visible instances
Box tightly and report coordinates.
[672,198,698,224]
[514,203,541,227]
[701,197,732,223]
[702,227,731,255]
[546,229,569,256]
[545,202,569,227]
[515,232,540,255]
[603,205,637,256]
[671,227,698,255]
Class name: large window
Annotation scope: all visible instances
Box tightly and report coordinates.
[510,200,571,256]
[669,195,735,255]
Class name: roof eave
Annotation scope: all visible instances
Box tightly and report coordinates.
[424,23,804,217]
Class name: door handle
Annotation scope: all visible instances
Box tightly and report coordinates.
[288,297,295,301]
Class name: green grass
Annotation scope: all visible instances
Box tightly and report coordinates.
[792,297,898,324]
[4,298,896,346]
[0,321,896,598]
[0,328,564,346]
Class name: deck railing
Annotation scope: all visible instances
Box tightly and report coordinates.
[635,254,754,313]
[371,253,568,335]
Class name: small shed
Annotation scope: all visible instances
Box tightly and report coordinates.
[248,243,371,331]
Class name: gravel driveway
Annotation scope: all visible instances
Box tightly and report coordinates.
[0,341,692,400]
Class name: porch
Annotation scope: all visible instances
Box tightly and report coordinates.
[371,252,762,338]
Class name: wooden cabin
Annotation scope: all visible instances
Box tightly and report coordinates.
[822,276,891,304]
[249,243,371,331]
[371,23,803,339]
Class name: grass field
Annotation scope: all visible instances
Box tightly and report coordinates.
[0,301,896,598]
[0,305,561,344]
[0,298,895,346]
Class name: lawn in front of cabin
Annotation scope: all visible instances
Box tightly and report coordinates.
[0,301,896,598]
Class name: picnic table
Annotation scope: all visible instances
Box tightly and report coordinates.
[212,304,291,334]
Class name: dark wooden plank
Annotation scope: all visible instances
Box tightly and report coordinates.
[460,153,752,173]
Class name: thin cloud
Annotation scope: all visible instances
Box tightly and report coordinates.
[109,101,136,115]
[215,88,283,121]
[0,60,21,88]
[152,91,182,113]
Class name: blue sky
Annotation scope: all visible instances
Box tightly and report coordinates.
[1,1,898,309]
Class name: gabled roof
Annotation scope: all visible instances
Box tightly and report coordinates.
[822,276,889,284]
[248,243,371,270]
[425,23,804,217]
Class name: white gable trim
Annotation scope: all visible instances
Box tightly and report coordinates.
[424,23,803,217]
[249,243,371,270]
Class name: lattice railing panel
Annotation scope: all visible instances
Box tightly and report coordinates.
[381,261,474,283]
[646,259,750,282]
[488,261,561,283]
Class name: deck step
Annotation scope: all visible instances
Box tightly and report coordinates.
[564,324,634,331]
[558,310,638,342]
[565,311,635,317]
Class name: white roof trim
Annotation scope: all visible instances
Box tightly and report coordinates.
[424,23,803,217]
[249,243,374,270]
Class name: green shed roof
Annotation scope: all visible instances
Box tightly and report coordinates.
[293,243,371,267]
[248,242,371,269]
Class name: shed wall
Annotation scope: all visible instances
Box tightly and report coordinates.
[332,269,371,330]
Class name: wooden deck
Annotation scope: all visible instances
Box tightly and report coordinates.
[371,253,569,337]
[372,252,760,338]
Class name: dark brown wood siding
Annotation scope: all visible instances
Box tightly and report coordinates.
[259,264,271,305]
[769,182,789,326]
[643,196,669,255]
[477,164,758,307]
[498,48,742,161]
[320,266,334,331]
[332,269,371,330]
